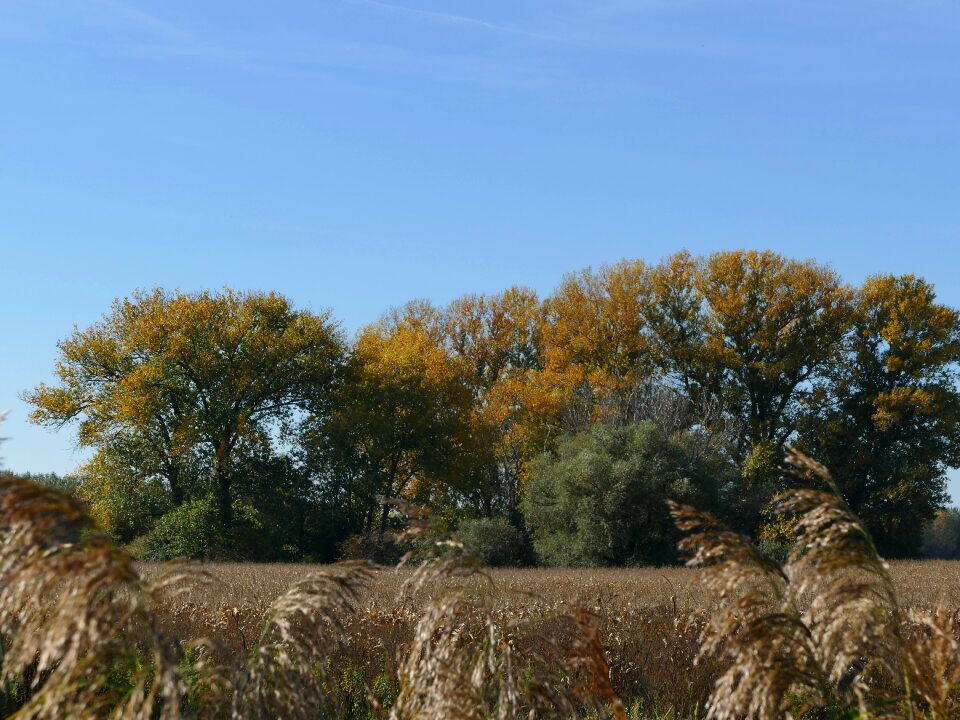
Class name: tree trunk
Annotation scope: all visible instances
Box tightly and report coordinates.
[217,472,233,533]
[378,451,400,541]
[215,437,233,535]
[364,502,375,534]
[168,465,184,506]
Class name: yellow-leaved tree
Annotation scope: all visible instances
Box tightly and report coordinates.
[442,287,546,510]
[322,322,480,539]
[540,260,656,428]
[23,288,346,540]
[642,250,854,534]
[799,274,960,555]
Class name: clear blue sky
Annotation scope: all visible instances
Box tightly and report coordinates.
[1,1,959,497]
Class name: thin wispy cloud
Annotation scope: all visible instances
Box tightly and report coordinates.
[348,0,564,42]
[0,0,707,95]
[79,0,276,74]
[87,0,573,87]
[88,0,188,41]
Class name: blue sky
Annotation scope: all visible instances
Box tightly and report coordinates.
[1,0,959,497]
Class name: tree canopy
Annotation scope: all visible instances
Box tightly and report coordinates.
[22,252,960,563]
[798,274,960,555]
[24,288,346,545]
[521,422,737,566]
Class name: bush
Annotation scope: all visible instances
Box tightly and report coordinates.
[73,452,170,543]
[458,517,530,567]
[137,496,221,560]
[520,422,736,567]
[136,496,276,561]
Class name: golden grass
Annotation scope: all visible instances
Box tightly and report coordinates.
[142,561,960,637]
[142,563,711,714]
[134,559,960,718]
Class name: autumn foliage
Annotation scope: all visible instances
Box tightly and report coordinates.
[22,250,960,561]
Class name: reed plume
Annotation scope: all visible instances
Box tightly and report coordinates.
[389,500,625,720]
[778,449,906,710]
[673,447,960,720]
[0,475,184,719]
[192,562,375,720]
[903,607,960,719]
[668,500,823,720]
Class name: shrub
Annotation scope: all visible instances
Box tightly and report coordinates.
[756,538,791,565]
[521,422,736,567]
[136,496,278,561]
[73,450,171,543]
[139,496,221,560]
[457,517,531,567]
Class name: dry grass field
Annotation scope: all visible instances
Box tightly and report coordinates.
[135,560,960,717]
[149,560,960,615]
[144,563,715,716]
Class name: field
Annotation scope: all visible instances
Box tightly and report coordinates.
[141,560,960,717]
[154,561,960,615]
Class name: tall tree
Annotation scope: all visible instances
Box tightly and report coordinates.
[647,251,853,459]
[321,323,479,538]
[697,250,853,453]
[800,274,960,555]
[541,260,656,427]
[645,251,720,409]
[443,287,544,510]
[23,288,346,535]
[639,251,855,534]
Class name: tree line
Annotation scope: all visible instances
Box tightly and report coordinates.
[20,250,960,563]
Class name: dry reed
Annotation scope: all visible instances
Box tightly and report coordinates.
[1,481,626,719]
[672,447,960,720]
[0,475,183,719]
